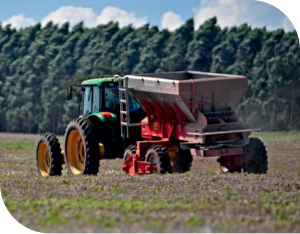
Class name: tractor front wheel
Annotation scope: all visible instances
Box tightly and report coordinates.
[64,118,100,176]
[145,145,171,174]
[36,133,62,177]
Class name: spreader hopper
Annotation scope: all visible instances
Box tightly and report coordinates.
[117,71,266,174]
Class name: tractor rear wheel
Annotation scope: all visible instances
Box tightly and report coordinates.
[36,133,62,177]
[123,145,137,162]
[244,137,268,174]
[64,118,100,176]
[171,148,193,173]
[145,145,171,174]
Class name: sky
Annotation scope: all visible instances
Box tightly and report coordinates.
[0,0,296,32]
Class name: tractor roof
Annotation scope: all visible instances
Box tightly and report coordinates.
[81,77,118,86]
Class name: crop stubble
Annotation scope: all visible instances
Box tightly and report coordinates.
[0,132,300,232]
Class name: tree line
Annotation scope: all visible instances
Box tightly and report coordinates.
[0,17,299,134]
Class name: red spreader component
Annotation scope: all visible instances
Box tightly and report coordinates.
[162,100,177,124]
[122,99,189,175]
[152,99,167,123]
[122,154,157,175]
[173,102,189,131]
[141,98,155,121]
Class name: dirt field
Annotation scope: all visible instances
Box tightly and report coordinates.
[0,132,300,233]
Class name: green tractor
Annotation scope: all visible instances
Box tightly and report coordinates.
[36,76,144,176]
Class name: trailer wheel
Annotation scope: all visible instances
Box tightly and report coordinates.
[171,148,193,173]
[123,145,137,162]
[145,145,171,174]
[36,133,62,177]
[64,118,100,176]
[244,138,268,174]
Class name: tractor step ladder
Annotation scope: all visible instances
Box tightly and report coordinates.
[118,76,130,138]
[118,76,147,138]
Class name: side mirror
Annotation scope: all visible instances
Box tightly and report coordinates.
[67,86,73,100]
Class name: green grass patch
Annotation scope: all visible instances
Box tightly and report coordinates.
[251,131,300,139]
[0,140,36,155]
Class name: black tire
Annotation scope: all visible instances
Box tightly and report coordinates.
[36,133,62,177]
[244,137,268,174]
[145,145,171,174]
[64,118,100,176]
[123,145,137,162]
[171,148,193,173]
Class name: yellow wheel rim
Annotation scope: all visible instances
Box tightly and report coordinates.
[67,129,85,175]
[37,142,51,177]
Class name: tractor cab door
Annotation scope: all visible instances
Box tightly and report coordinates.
[83,86,102,116]
[83,86,92,116]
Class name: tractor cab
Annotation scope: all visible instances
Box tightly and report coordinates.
[77,78,118,119]
[67,77,141,119]
[81,79,119,118]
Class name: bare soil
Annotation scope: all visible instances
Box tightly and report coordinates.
[0,132,300,233]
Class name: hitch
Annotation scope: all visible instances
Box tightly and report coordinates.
[122,154,157,175]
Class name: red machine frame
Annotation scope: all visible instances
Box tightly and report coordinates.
[122,98,245,175]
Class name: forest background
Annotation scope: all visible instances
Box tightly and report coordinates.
[0,17,299,134]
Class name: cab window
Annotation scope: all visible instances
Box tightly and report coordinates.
[92,86,100,112]
[83,86,92,116]
[104,86,119,112]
